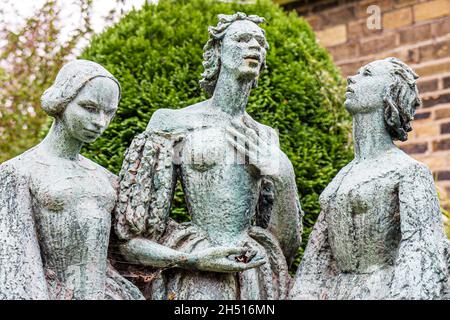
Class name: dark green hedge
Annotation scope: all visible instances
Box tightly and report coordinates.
[80,0,352,270]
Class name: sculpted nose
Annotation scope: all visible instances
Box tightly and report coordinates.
[248,37,261,50]
[93,112,107,129]
[347,76,356,85]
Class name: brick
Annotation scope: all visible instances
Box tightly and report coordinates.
[422,93,450,108]
[418,78,439,93]
[415,59,450,77]
[360,33,398,56]
[399,23,432,45]
[394,0,417,9]
[327,42,360,61]
[444,76,450,89]
[436,170,450,181]
[347,19,383,40]
[400,142,428,154]
[435,107,450,120]
[415,154,446,169]
[383,7,413,29]
[414,0,450,22]
[431,17,450,37]
[337,60,370,77]
[419,39,450,62]
[316,24,347,46]
[356,0,393,18]
[433,138,450,151]
[414,111,432,120]
[441,122,450,134]
[321,6,356,28]
[312,0,339,13]
[376,47,418,64]
[305,15,324,30]
[414,123,439,138]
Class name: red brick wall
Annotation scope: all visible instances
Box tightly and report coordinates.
[282,0,450,199]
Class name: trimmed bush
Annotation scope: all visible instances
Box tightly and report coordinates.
[80,0,352,270]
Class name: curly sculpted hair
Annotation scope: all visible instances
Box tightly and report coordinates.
[383,57,421,142]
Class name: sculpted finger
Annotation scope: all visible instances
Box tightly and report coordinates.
[245,259,266,269]
[227,137,248,157]
[226,126,247,142]
[224,247,249,256]
[227,130,258,153]
[232,119,259,144]
[242,114,260,135]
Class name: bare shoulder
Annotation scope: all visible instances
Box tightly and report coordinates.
[0,146,41,178]
[79,155,118,185]
[389,149,433,180]
[244,114,280,144]
[146,101,209,133]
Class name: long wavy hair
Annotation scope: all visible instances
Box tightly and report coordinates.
[199,12,269,97]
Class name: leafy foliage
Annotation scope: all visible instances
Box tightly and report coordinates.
[0,0,128,163]
[81,0,352,269]
[0,0,91,162]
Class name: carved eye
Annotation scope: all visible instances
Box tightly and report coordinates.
[363,69,372,76]
[237,34,250,43]
[80,103,97,113]
[255,36,265,47]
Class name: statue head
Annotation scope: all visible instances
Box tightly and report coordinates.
[344,57,421,141]
[200,12,269,97]
[41,59,121,143]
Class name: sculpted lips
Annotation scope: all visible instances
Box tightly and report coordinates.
[243,53,260,64]
[346,86,355,93]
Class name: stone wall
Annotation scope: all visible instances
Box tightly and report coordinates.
[280,0,450,199]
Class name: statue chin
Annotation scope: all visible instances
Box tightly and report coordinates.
[237,69,259,84]
[344,98,358,114]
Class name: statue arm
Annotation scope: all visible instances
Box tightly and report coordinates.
[114,125,184,268]
[289,210,334,299]
[0,162,49,299]
[258,128,303,267]
[391,163,449,299]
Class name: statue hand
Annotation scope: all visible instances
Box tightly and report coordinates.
[188,246,266,273]
[226,116,282,176]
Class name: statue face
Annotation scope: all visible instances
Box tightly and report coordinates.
[61,77,119,143]
[220,20,267,81]
[344,60,394,115]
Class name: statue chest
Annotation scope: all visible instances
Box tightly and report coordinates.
[29,163,116,213]
[178,127,261,240]
[319,162,402,272]
[181,126,251,173]
[29,163,115,266]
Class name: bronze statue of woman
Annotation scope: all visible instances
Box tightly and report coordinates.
[290,58,449,300]
[0,60,144,300]
[115,12,303,300]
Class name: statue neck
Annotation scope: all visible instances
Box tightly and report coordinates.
[352,108,395,161]
[210,68,253,116]
[39,119,83,161]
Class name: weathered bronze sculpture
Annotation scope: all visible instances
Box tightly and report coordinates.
[290,58,449,300]
[115,12,303,300]
[0,60,144,300]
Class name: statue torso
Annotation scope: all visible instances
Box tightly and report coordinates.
[319,150,410,274]
[25,150,116,299]
[155,105,263,246]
